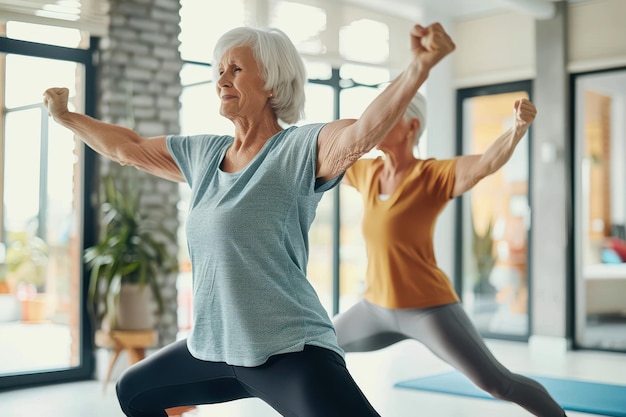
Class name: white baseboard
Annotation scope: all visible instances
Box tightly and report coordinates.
[528,335,572,357]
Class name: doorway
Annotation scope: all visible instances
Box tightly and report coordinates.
[456,81,532,341]
[573,67,626,352]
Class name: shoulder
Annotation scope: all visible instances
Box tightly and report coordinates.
[283,123,326,141]
[418,157,459,173]
[345,156,380,184]
[167,134,232,151]
[275,124,327,155]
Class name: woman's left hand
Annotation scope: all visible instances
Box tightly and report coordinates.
[513,98,537,128]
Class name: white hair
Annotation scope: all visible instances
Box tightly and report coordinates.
[213,26,306,125]
[404,92,427,144]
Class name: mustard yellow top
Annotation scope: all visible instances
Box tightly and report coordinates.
[345,156,461,309]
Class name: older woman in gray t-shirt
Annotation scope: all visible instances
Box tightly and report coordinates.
[43,23,454,417]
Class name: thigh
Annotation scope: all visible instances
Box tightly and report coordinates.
[397,303,509,380]
[333,299,405,352]
[235,345,381,417]
[117,339,251,416]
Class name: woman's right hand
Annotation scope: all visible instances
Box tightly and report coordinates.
[43,87,70,121]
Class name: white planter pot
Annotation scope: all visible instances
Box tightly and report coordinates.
[105,283,157,330]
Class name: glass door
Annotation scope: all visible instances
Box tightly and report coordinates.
[0,23,96,388]
[573,68,626,352]
[457,81,532,341]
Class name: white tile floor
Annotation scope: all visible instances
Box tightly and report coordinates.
[1,338,626,417]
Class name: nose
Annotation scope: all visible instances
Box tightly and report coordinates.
[217,71,232,89]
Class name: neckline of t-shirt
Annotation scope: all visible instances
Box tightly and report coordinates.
[217,128,290,175]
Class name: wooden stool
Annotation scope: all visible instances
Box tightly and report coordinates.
[95,330,196,416]
[95,329,158,392]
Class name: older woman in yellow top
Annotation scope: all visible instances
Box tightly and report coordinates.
[334,93,567,416]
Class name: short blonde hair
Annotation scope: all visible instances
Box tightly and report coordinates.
[213,27,306,125]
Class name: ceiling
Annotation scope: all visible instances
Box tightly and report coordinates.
[340,0,576,22]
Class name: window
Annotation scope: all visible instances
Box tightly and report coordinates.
[270,1,327,55]
[0,25,97,388]
[0,0,109,38]
[457,81,532,341]
[6,21,84,48]
[340,19,388,64]
[178,0,245,63]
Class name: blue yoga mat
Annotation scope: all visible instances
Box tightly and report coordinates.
[395,371,626,417]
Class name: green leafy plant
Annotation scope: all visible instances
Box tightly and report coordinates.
[84,172,178,327]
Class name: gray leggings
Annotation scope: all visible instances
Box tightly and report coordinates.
[333,300,565,417]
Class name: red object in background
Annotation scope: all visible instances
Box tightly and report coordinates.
[607,237,626,262]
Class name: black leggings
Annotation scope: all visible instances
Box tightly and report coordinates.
[116,340,380,417]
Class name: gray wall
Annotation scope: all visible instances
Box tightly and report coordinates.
[96,0,183,347]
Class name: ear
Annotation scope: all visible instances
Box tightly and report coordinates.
[407,118,420,140]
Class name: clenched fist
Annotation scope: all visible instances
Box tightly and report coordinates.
[513,98,537,128]
[43,87,70,121]
[410,22,456,72]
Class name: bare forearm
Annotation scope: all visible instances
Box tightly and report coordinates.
[453,98,536,197]
[479,125,528,176]
[54,111,143,165]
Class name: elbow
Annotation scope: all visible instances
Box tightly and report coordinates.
[112,144,141,169]
[110,149,142,169]
[111,147,131,166]
[476,155,506,179]
[469,165,492,186]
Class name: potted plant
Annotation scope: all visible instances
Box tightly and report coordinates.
[84,171,178,331]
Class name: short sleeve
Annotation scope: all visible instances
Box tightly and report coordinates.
[166,134,232,187]
[422,157,460,201]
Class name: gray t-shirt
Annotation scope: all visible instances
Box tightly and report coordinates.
[167,123,344,366]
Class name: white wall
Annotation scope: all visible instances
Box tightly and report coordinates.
[568,0,626,72]
[452,0,626,85]
[454,11,536,88]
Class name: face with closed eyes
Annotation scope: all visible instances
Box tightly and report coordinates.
[216,46,272,122]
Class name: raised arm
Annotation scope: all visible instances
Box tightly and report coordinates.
[452,98,537,198]
[316,22,455,182]
[43,87,184,182]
